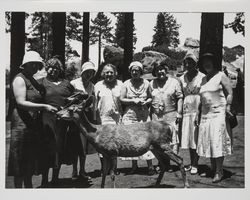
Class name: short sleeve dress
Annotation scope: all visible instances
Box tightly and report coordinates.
[121,79,154,160]
[95,80,123,125]
[179,71,205,149]
[39,78,74,167]
[150,76,183,153]
[197,72,232,158]
[8,73,43,177]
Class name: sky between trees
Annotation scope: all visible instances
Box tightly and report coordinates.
[4,12,245,69]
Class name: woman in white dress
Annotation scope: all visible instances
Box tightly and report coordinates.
[197,53,233,183]
[150,61,183,172]
[95,64,123,174]
[120,61,155,175]
[179,52,205,175]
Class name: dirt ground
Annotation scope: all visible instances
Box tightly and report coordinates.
[5,116,244,189]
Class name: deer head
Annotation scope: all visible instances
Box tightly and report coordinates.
[56,93,94,122]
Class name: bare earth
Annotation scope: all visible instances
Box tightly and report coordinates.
[5,116,244,189]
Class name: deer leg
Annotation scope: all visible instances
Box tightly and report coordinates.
[151,149,166,186]
[161,145,189,188]
[101,156,110,188]
[110,157,117,188]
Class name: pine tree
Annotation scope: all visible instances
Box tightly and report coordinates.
[225,12,245,36]
[90,12,114,67]
[66,12,83,41]
[152,12,180,48]
[113,13,137,49]
[26,12,53,61]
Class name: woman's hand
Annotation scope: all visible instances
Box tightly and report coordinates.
[226,104,233,116]
[44,105,58,113]
[194,114,199,126]
[133,98,142,105]
[175,113,182,125]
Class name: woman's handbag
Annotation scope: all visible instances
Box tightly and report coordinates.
[226,112,238,129]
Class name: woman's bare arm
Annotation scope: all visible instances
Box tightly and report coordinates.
[120,84,138,105]
[221,73,233,114]
[13,76,57,112]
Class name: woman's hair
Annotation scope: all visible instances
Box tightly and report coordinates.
[45,57,65,78]
[152,61,169,77]
[129,65,144,75]
[101,64,118,78]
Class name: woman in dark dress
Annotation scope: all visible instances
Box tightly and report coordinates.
[39,57,74,186]
[8,51,58,188]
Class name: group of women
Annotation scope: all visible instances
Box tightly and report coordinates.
[8,49,233,188]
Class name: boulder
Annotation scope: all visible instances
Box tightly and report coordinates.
[134,50,168,74]
[103,45,124,62]
[184,37,200,48]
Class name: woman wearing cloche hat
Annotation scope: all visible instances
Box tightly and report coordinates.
[8,51,57,188]
[70,61,97,180]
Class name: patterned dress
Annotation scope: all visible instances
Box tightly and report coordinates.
[150,76,183,153]
[180,72,205,149]
[8,73,43,177]
[197,72,232,158]
[121,79,154,160]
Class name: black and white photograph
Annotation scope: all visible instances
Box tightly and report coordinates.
[1,0,248,197]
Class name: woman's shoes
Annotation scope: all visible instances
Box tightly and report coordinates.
[185,165,198,175]
[184,165,192,172]
[212,172,223,183]
[148,167,156,176]
[190,167,198,175]
[79,171,92,181]
[71,171,78,181]
[128,166,138,175]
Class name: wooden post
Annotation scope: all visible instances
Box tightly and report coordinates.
[52,12,66,65]
[82,12,90,64]
[199,13,224,73]
[123,12,134,81]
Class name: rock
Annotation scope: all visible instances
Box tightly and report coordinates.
[184,37,200,48]
[134,50,168,74]
[103,45,124,62]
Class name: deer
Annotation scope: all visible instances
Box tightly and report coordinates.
[57,93,190,188]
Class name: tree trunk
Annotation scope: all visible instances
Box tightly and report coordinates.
[7,12,25,120]
[123,12,134,81]
[10,12,25,82]
[82,12,90,64]
[52,12,66,65]
[98,32,101,69]
[199,13,224,73]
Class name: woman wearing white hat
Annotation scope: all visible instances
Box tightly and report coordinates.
[8,51,57,188]
[70,61,97,180]
[120,61,155,175]
[179,52,205,175]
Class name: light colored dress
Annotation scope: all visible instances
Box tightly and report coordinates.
[121,79,154,160]
[70,77,95,95]
[150,76,183,153]
[95,80,123,125]
[180,71,205,149]
[197,72,232,158]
